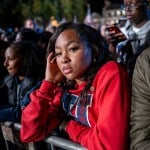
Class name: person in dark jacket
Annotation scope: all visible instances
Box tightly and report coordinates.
[0,41,42,122]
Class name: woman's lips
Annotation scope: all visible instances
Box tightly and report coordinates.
[63,66,72,74]
[7,68,12,72]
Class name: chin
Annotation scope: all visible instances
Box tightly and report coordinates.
[66,77,74,80]
[9,73,15,76]
[65,75,75,80]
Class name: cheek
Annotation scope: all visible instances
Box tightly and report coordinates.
[74,52,92,70]
[13,60,22,70]
[56,58,63,71]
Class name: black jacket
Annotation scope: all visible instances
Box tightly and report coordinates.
[0,75,41,122]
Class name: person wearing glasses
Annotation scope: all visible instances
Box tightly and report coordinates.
[106,0,150,75]
[121,0,150,73]
[121,0,150,52]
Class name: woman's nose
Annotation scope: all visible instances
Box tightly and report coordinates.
[61,52,70,63]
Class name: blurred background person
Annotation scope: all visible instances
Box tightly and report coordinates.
[0,41,44,149]
[24,17,35,30]
[104,0,150,75]
[0,41,43,121]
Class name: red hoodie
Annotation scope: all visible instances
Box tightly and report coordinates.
[21,61,131,150]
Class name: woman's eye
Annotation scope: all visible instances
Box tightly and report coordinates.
[69,46,79,51]
[55,52,61,57]
[5,57,14,61]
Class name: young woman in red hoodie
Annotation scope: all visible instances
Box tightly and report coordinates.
[20,23,131,150]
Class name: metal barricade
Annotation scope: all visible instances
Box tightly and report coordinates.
[0,121,87,150]
[1,121,35,150]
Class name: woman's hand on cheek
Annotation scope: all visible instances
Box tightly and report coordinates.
[45,52,64,83]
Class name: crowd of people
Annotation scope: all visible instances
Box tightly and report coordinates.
[0,0,150,149]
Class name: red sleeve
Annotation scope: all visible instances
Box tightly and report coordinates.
[20,80,62,142]
[65,64,131,150]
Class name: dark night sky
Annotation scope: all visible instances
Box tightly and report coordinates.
[0,0,123,29]
[89,0,123,14]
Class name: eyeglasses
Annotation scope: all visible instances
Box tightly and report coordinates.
[121,2,146,11]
